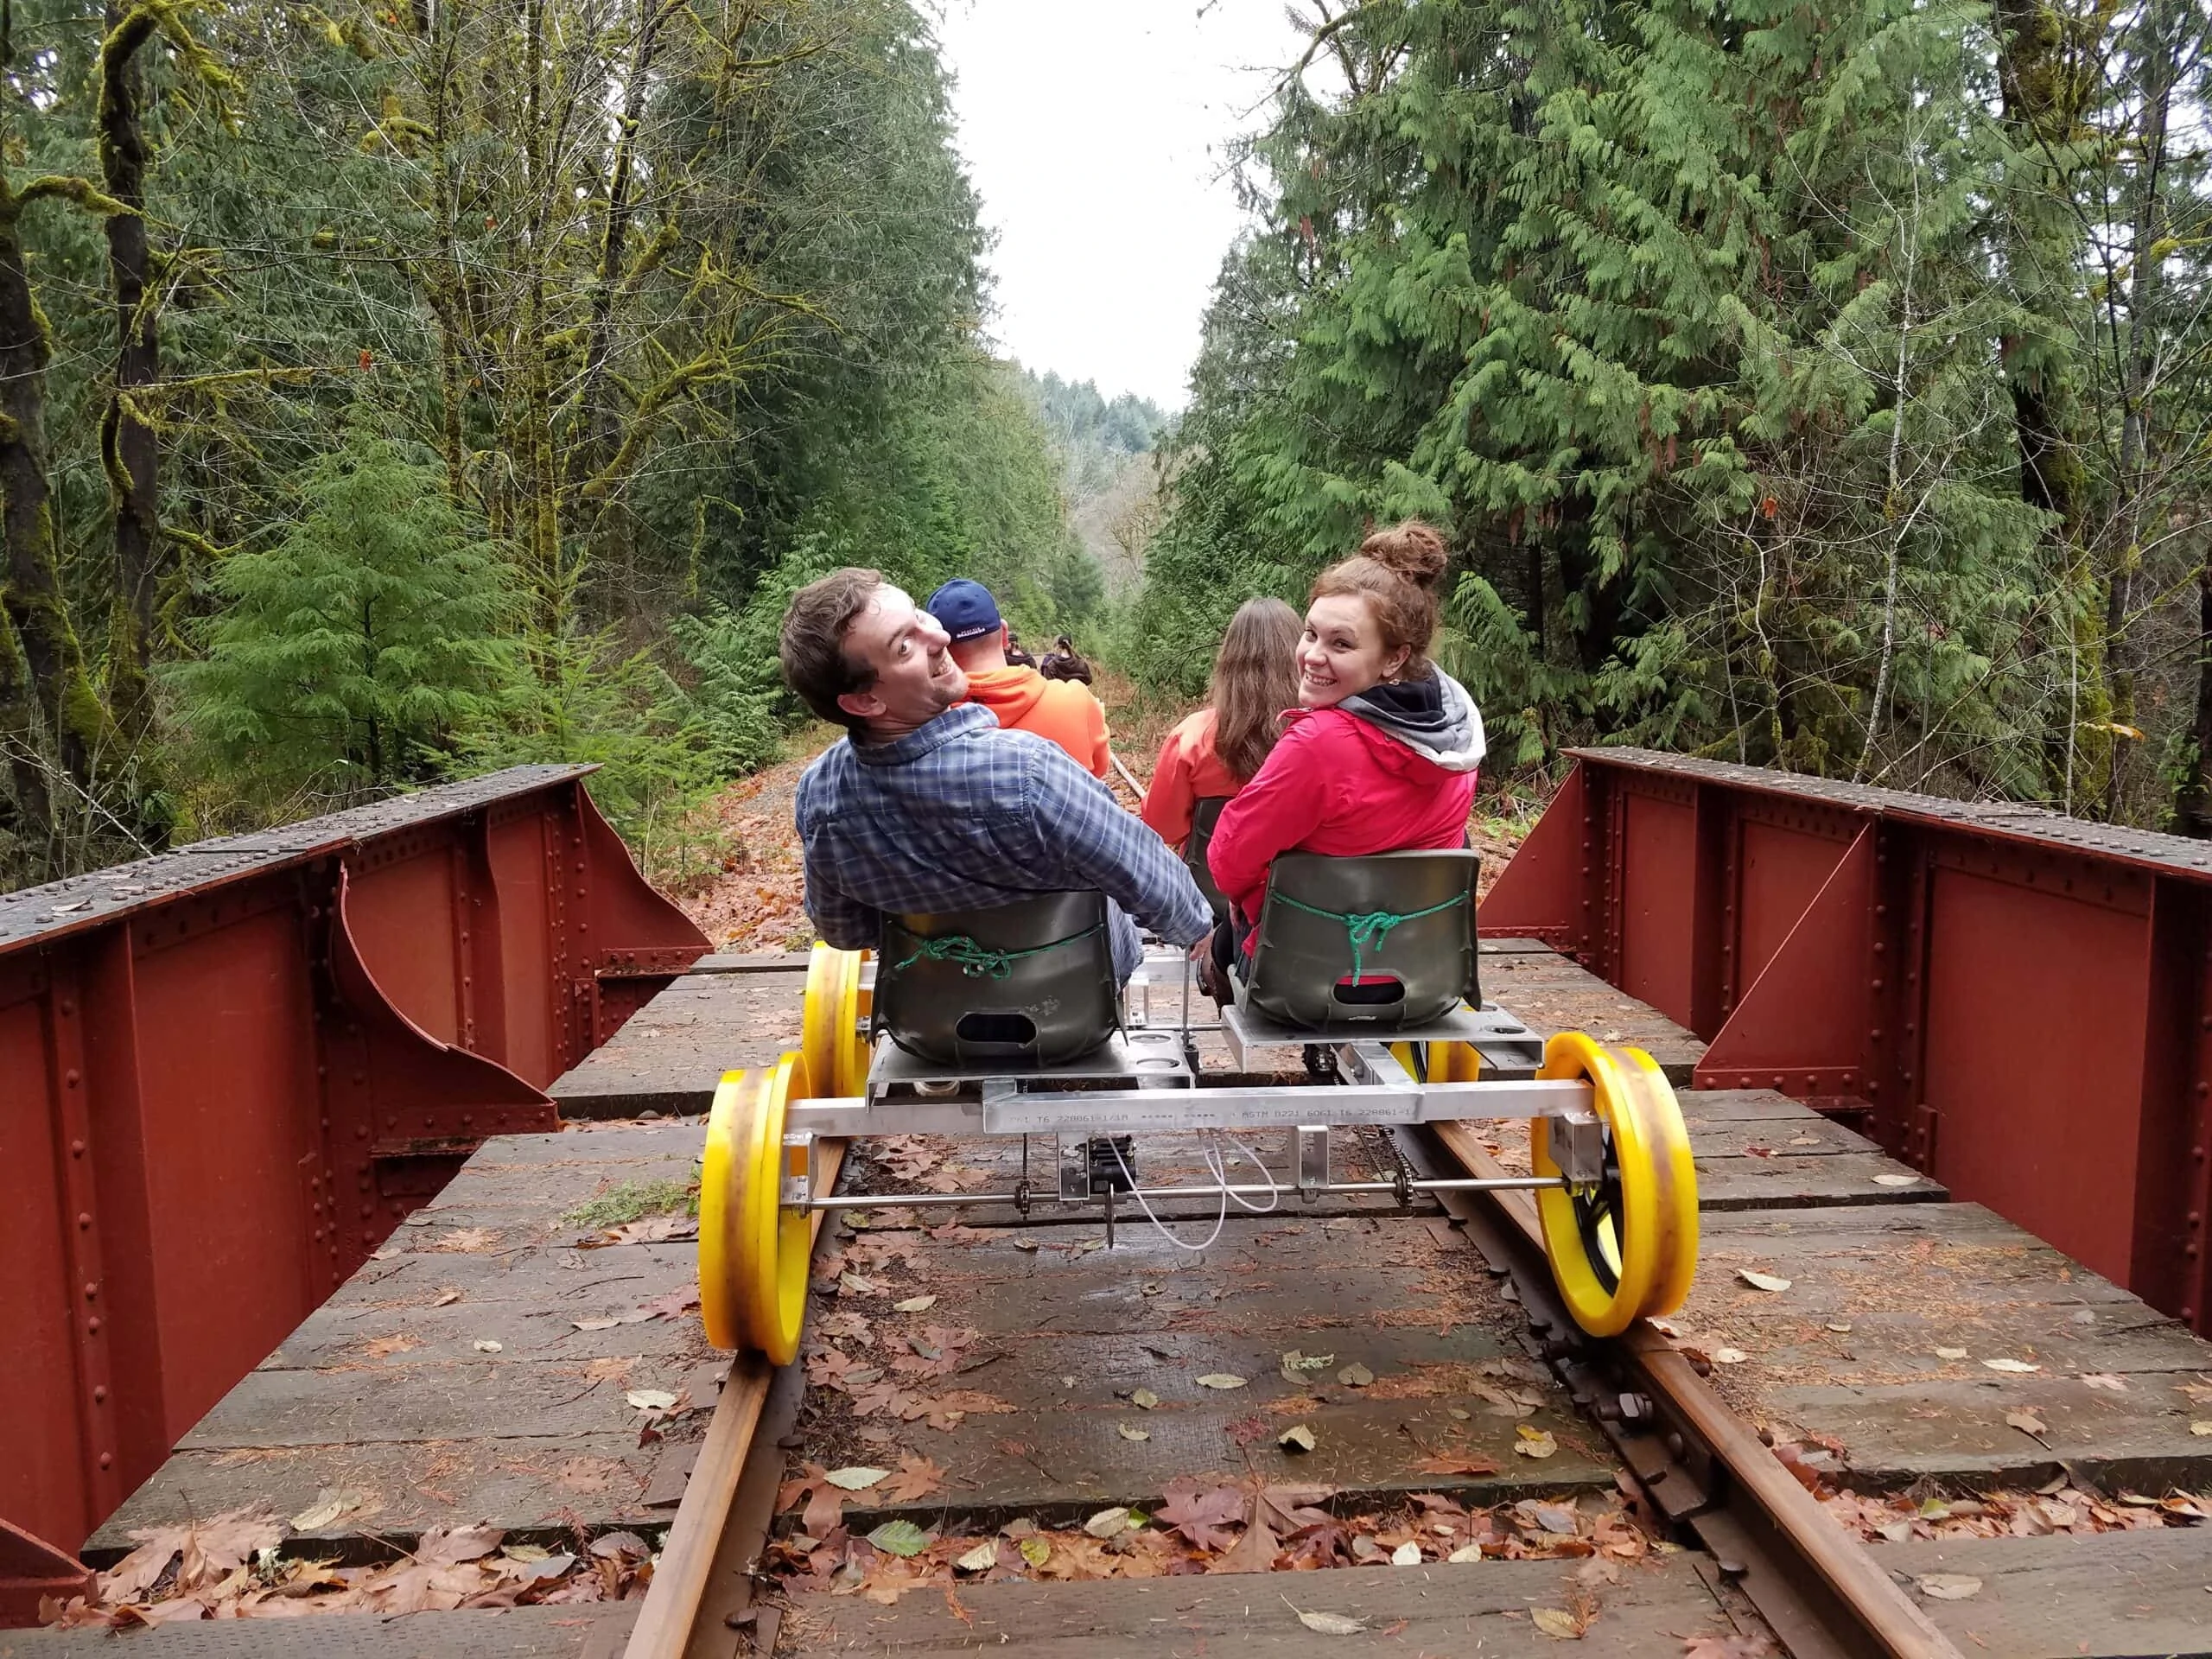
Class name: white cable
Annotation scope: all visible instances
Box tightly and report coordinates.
[1208,1131,1281,1215]
[1108,1134,1230,1254]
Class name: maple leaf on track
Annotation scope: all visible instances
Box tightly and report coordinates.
[777,1465,849,1539]
[882,1456,949,1503]
[1155,1482,1244,1553]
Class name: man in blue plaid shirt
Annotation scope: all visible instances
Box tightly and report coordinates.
[779,568,1211,980]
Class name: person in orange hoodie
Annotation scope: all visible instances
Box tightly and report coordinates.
[925,579,1111,779]
[1140,596,1302,855]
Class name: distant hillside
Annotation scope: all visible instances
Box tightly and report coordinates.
[1021,371,1173,595]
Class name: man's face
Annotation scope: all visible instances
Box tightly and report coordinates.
[836,586,966,736]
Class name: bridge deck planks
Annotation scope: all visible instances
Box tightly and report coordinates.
[64,943,2212,1656]
[86,1122,721,1560]
[0,1605,638,1658]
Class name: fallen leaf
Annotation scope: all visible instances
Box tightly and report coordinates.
[894,1295,938,1313]
[823,1466,889,1491]
[2082,1373,2127,1392]
[288,1488,372,1532]
[1389,1541,1421,1566]
[1515,1427,1559,1459]
[1738,1269,1792,1293]
[1157,1483,1245,1551]
[1983,1358,2041,1374]
[2191,1421,2212,1435]
[1084,1507,1133,1540]
[1916,1573,1982,1600]
[1447,1543,1485,1562]
[571,1316,626,1332]
[1292,1608,1366,1636]
[954,1541,997,1573]
[1873,1173,1919,1186]
[868,1520,930,1558]
[625,1389,677,1411]
[1130,1388,1160,1410]
[1279,1424,1317,1453]
[1117,1422,1150,1441]
[432,1289,461,1307]
[1825,1322,1853,1334]
[839,1273,880,1295]
[1337,1363,1374,1387]
[1532,1606,1586,1638]
[2005,1409,2047,1437]
[1280,1350,1335,1383]
[1018,1536,1052,1568]
[1414,1453,1502,1476]
[472,1339,503,1353]
[1196,1374,1248,1390]
[1935,1347,1968,1360]
[883,1456,948,1503]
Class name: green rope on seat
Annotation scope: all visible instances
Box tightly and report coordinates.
[889,922,1106,982]
[1269,893,1465,985]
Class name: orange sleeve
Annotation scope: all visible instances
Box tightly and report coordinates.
[1089,692,1112,780]
[1141,727,1197,850]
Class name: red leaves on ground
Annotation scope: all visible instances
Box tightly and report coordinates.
[1154,1482,1244,1552]
[778,1465,850,1539]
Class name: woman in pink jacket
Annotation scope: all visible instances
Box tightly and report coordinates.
[1201,520,1485,992]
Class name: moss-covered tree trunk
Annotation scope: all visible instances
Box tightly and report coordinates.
[98,2,164,753]
[0,175,119,861]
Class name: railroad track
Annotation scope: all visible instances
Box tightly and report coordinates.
[616,954,1964,1659]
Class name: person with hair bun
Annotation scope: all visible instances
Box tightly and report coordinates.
[1202,521,1485,986]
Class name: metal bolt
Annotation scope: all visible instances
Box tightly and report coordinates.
[1666,1432,1686,1458]
[93,1387,106,1403]
[99,1453,112,1470]
[1715,1558,1748,1580]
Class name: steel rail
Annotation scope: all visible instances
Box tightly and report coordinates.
[620,1141,849,1659]
[1414,1120,1962,1659]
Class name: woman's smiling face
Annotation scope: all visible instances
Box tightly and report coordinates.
[1297,594,1408,709]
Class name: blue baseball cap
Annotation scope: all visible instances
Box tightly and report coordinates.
[925,578,1003,643]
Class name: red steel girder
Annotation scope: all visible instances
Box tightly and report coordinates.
[0,766,707,1579]
[1480,748,2212,1336]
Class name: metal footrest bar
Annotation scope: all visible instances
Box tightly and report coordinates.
[795,1173,1566,1212]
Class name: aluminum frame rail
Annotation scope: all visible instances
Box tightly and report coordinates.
[1,766,709,1568]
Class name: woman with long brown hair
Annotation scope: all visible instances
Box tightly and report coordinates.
[1141,597,1304,853]
[1205,522,1484,970]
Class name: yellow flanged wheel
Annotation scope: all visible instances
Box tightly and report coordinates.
[1430,1040,1482,1083]
[698,1054,810,1362]
[1615,1044,1699,1317]
[798,944,842,1101]
[1531,1031,1687,1338]
[833,949,872,1097]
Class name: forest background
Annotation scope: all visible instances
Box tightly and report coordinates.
[3,0,2211,896]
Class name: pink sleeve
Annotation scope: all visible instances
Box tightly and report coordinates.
[1206,720,1336,921]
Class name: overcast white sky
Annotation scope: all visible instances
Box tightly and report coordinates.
[935,0,1307,411]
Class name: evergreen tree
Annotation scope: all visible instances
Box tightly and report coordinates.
[175,434,515,801]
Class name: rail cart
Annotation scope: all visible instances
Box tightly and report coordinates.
[696,850,1699,1363]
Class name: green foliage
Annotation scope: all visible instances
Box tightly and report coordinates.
[0,0,1096,889]
[1142,0,2212,820]
[174,434,515,802]
[563,1179,697,1227]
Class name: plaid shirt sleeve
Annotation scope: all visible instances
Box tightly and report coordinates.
[801,836,881,950]
[1027,748,1213,948]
